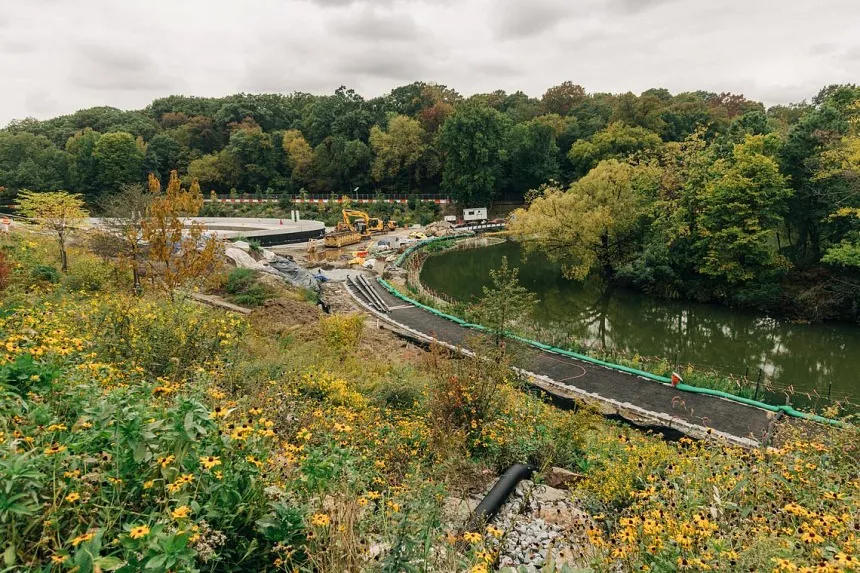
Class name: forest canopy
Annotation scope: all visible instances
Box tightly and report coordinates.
[2,81,859,318]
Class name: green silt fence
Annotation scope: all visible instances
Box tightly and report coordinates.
[376,277,843,428]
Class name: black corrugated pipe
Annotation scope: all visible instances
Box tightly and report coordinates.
[467,463,535,529]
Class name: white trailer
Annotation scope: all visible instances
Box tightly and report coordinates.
[462,208,487,223]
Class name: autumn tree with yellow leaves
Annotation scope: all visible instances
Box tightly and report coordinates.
[16,190,89,272]
[140,170,222,296]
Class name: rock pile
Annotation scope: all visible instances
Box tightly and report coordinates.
[423,220,472,238]
[464,472,594,572]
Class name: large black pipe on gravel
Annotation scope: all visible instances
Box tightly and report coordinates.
[467,463,535,528]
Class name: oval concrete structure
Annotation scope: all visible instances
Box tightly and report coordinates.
[190,217,325,246]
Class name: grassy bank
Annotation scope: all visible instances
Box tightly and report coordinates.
[0,232,857,572]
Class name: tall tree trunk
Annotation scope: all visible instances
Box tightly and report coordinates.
[59,236,68,273]
[132,262,142,295]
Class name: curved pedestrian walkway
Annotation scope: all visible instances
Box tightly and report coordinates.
[347,276,775,448]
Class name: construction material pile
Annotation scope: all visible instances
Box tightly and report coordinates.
[424,220,472,237]
[225,243,321,293]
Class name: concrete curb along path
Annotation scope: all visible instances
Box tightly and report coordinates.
[346,276,773,448]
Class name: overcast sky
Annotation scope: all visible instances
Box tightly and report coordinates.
[1,0,858,126]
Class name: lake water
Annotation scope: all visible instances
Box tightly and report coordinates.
[420,241,860,406]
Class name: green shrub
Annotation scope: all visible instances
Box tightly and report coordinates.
[0,353,59,396]
[63,257,117,292]
[30,264,60,284]
[224,268,272,307]
[247,239,263,256]
[373,368,423,410]
[319,314,364,351]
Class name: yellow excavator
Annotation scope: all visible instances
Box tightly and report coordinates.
[325,209,372,248]
[325,209,398,248]
[340,210,372,238]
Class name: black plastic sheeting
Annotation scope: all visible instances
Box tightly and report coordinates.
[267,255,321,293]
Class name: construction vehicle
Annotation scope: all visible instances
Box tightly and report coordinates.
[324,229,362,248]
[324,209,373,248]
[368,217,397,233]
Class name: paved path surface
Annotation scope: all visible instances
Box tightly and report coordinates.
[348,278,774,446]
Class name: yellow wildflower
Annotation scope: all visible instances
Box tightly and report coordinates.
[71,532,94,546]
[129,525,150,539]
[171,505,192,520]
[200,455,221,470]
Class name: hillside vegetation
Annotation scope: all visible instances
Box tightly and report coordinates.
[0,226,857,572]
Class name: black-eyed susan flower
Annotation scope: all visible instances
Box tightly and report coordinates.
[171,505,191,520]
[200,455,221,470]
[129,525,150,539]
[462,531,482,544]
[70,532,94,546]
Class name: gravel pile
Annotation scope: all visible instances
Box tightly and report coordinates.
[482,481,575,572]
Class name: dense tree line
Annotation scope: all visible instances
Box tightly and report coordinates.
[0,82,808,204]
[1,81,858,319]
[507,84,860,320]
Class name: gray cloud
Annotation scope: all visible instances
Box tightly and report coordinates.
[2,40,37,54]
[491,0,571,39]
[840,46,860,63]
[336,49,433,80]
[609,0,681,15]
[301,0,359,6]
[69,44,174,91]
[470,59,523,77]
[330,7,420,40]
[1,0,859,125]
[809,43,838,56]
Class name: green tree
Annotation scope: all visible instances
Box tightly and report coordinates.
[312,136,371,193]
[541,81,586,116]
[696,135,792,284]
[505,118,560,198]
[568,122,663,178]
[438,103,511,206]
[780,104,849,263]
[282,129,315,187]
[817,133,860,270]
[468,256,538,345]
[0,132,67,193]
[186,150,239,194]
[369,115,427,192]
[225,124,276,192]
[144,133,183,179]
[509,160,657,280]
[93,131,144,194]
[65,128,101,197]
[16,190,88,272]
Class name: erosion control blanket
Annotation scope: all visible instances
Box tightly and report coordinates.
[267,255,321,293]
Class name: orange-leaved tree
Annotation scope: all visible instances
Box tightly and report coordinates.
[141,170,222,296]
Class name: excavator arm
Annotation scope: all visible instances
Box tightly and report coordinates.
[342,209,372,238]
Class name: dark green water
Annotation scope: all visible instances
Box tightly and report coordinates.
[420,241,860,405]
